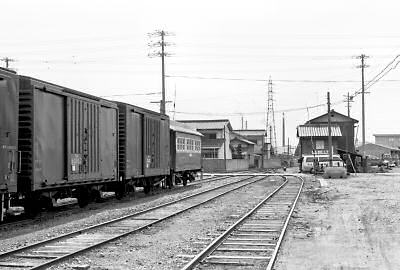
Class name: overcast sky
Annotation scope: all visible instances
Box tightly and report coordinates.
[1,0,400,149]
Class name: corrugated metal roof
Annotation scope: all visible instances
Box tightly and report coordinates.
[297,125,342,137]
[170,121,203,136]
[179,120,232,131]
[230,132,256,145]
[231,137,255,145]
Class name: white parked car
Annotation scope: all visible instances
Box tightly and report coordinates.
[301,154,344,173]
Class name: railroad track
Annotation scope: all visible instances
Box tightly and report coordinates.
[0,174,231,231]
[0,174,281,269]
[188,175,232,186]
[180,175,304,270]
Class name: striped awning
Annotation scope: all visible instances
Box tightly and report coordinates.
[297,125,342,137]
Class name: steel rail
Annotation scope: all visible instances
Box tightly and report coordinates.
[0,175,278,270]
[181,176,288,270]
[188,175,232,186]
[0,175,230,228]
[29,175,269,270]
[265,175,304,270]
[0,175,256,259]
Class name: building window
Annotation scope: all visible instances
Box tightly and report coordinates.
[186,138,194,151]
[176,137,186,151]
[202,149,218,159]
[195,140,201,152]
[205,133,217,139]
[316,140,324,149]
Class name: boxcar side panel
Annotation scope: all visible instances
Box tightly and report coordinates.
[100,106,117,179]
[126,111,143,178]
[160,118,170,174]
[68,98,101,181]
[0,72,18,193]
[169,130,177,171]
[33,90,65,189]
[143,115,170,177]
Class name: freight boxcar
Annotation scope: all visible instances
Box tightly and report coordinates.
[16,75,119,211]
[0,68,19,221]
[169,121,202,186]
[117,102,170,194]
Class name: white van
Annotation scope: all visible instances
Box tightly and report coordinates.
[301,154,344,173]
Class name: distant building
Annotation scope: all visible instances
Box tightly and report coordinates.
[230,132,255,164]
[234,129,267,168]
[233,129,265,153]
[374,134,400,149]
[179,119,232,159]
[356,143,400,161]
[296,110,358,156]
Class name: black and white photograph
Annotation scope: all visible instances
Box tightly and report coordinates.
[1,0,400,269]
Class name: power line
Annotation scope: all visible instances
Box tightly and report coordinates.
[166,75,400,83]
[100,92,161,98]
[352,54,400,96]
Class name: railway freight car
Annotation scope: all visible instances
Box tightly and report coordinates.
[0,68,19,221]
[169,121,202,186]
[117,102,170,194]
[2,69,119,216]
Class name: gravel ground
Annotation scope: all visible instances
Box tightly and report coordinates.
[41,176,284,270]
[275,168,400,270]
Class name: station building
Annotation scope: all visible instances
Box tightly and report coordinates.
[296,110,358,156]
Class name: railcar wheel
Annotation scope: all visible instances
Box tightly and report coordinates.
[91,189,102,202]
[143,181,151,194]
[115,183,126,200]
[166,176,173,189]
[24,193,40,218]
[77,187,90,208]
[182,178,188,186]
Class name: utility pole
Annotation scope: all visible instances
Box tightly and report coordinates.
[150,100,172,110]
[173,84,177,120]
[241,116,244,129]
[282,112,285,148]
[327,92,333,167]
[344,92,354,117]
[1,57,16,68]
[357,54,369,157]
[148,30,174,115]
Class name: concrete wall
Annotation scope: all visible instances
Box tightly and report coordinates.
[262,158,282,169]
[202,159,249,172]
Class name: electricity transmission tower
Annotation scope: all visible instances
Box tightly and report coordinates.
[148,30,174,115]
[266,77,277,155]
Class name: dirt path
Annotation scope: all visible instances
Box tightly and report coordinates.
[275,171,400,270]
